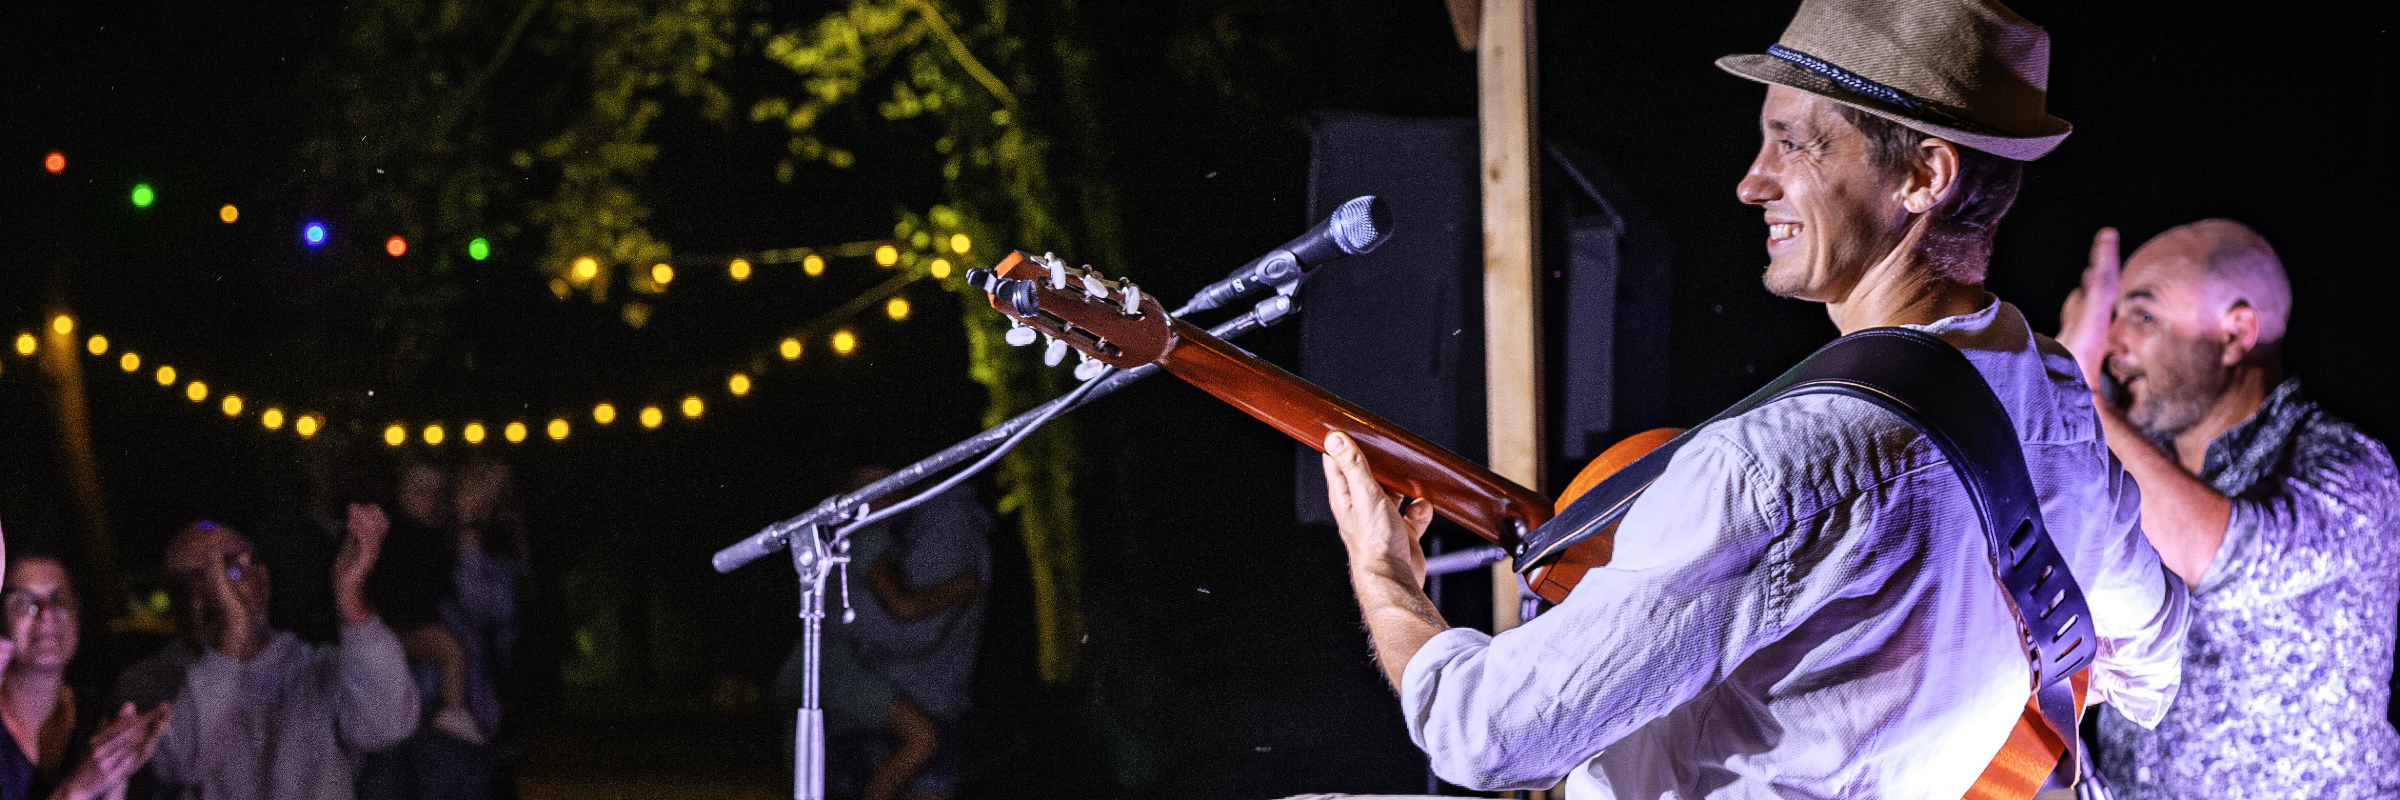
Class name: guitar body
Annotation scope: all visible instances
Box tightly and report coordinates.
[970,250,2076,799]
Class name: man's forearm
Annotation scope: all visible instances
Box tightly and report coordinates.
[1350,561,1451,690]
[2095,401,2231,586]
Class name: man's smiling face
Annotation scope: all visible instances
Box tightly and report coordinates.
[1737,86,1913,302]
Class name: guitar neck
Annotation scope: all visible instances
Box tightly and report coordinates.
[1152,316,1552,549]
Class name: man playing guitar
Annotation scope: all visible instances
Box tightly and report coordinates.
[1321,1,2189,796]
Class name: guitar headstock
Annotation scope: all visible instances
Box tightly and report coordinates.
[968,252,1174,379]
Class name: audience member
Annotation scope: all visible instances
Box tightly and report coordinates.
[443,459,523,744]
[2057,220,2400,797]
[138,512,420,800]
[2,557,172,800]
[356,462,494,800]
[781,469,991,800]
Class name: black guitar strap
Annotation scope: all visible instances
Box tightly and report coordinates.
[1513,327,2097,788]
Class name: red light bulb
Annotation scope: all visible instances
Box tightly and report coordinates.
[43,152,64,174]
[385,236,408,257]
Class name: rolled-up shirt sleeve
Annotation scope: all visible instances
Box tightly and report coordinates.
[2071,447,2188,728]
[1398,433,1786,790]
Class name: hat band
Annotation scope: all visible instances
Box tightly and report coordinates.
[1765,44,1998,136]
[1766,44,1925,112]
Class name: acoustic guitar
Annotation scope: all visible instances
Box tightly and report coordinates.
[969,250,2079,800]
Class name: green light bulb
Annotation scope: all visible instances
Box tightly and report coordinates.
[131,183,155,208]
[468,238,491,261]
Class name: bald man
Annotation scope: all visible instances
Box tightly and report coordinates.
[2058,219,2400,798]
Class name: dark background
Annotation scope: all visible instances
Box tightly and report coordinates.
[0,1,2392,798]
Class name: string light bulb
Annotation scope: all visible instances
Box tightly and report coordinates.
[86,335,108,355]
[220,205,239,224]
[832,329,857,355]
[262,408,285,430]
[728,373,751,396]
[779,338,802,361]
[296,414,320,438]
[929,258,952,280]
[221,395,243,417]
[13,334,33,356]
[885,296,911,321]
[386,236,408,258]
[304,221,328,247]
[803,255,826,277]
[639,406,663,428]
[468,238,491,261]
[131,184,155,208]
[186,381,208,403]
[384,424,407,446]
[52,315,73,335]
[504,421,528,443]
[423,424,445,445]
[43,152,64,174]
[728,258,752,281]
[874,245,900,267]
[463,422,486,444]
[119,352,139,372]
[572,257,599,282]
[155,365,176,386]
[593,403,617,425]
[681,395,704,419]
[651,263,674,286]
[546,418,569,440]
[950,233,971,255]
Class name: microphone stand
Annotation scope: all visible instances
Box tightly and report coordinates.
[759,291,1303,800]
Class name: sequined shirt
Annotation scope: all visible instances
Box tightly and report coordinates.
[2095,378,2400,799]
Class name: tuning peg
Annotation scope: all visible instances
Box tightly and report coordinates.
[1048,257,1068,290]
[1120,282,1141,315]
[1074,352,1106,381]
[1043,336,1068,366]
[1005,323,1037,346]
[1080,274,1111,297]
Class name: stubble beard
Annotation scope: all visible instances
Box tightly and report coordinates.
[2123,336,2230,441]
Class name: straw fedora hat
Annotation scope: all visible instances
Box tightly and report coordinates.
[1717,0,2071,161]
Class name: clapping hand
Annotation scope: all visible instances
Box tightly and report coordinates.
[2057,227,2122,393]
[55,702,172,800]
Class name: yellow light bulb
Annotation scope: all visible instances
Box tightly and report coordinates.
[119,352,139,372]
[220,395,242,417]
[651,263,675,286]
[640,406,663,428]
[681,395,704,419]
[779,337,802,361]
[86,335,108,355]
[594,402,617,425]
[504,421,528,443]
[296,414,320,438]
[155,365,176,386]
[874,245,899,267]
[728,373,751,396]
[729,258,752,281]
[572,257,599,282]
[384,424,407,446]
[546,418,569,440]
[832,329,857,355]
[220,204,239,223]
[802,255,826,277]
[186,381,208,403]
[262,408,285,430]
[52,315,73,335]
[463,422,486,444]
[929,258,952,280]
[885,296,911,321]
[13,334,34,356]
[949,233,971,255]
[423,424,445,445]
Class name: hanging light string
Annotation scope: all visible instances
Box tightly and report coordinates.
[4,231,967,448]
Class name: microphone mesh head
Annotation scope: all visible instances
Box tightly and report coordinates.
[1330,195,1393,255]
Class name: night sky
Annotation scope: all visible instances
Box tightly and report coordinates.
[0,1,2393,797]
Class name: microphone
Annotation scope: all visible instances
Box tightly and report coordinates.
[1179,195,1392,315]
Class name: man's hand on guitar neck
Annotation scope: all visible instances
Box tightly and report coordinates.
[1323,432,1451,689]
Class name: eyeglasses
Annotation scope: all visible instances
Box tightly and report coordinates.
[2,589,79,621]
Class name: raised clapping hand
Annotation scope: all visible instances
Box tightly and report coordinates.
[1321,432,1436,585]
[2057,227,2123,393]
[54,702,172,800]
[333,502,389,627]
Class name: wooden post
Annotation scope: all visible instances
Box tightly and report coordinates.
[1477,0,1541,635]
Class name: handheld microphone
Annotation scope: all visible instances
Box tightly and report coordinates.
[1180,195,1392,315]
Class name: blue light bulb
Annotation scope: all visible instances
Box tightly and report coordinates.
[304,222,328,247]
